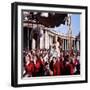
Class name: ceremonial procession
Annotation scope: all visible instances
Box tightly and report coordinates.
[22,11,80,77]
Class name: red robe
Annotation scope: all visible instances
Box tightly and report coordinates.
[35,59,41,72]
[70,49,74,56]
[35,59,44,74]
[74,59,79,66]
[25,62,34,76]
[70,64,74,75]
[53,61,61,75]
[65,63,74,75]
[60,61,65,75]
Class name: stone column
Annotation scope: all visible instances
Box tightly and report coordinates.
[64,39,65,50]
[74,40,75,50]
[62,39,64,50]
[67,40,68,50]
[77,41,79,51]
[45,30,49,49]
[65,39,66,50]
[40,29,44,49]
[79,41,80,50]
[49,35,52,46]
[66,39,67,50]
[55,35,58,42]
[32,38,35,49]
[72,40,74,49]
[47,32,49,49]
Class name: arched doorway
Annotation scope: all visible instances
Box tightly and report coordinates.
[23,27,32,51]
[23,26,42,51]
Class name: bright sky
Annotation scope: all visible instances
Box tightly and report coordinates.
[54,14,80,36]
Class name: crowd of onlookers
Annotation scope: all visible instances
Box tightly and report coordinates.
[22,47,80,77]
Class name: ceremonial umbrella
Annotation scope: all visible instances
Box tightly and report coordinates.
[23,12,67,28]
